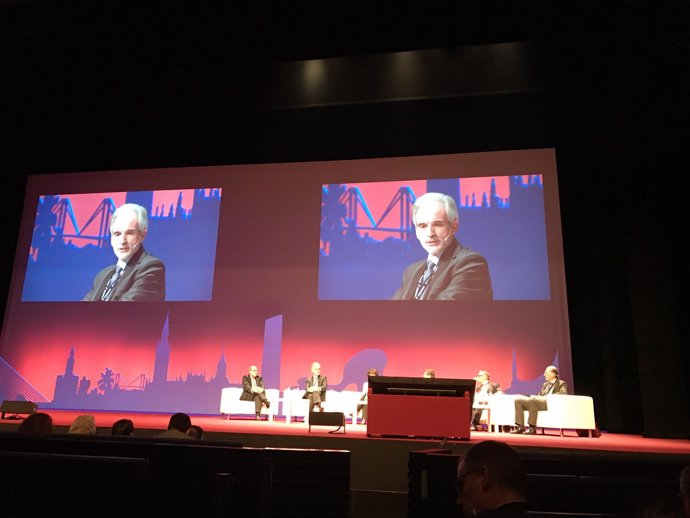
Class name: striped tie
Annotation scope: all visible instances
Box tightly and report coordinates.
[101,266,124,301]
[414,260,436,300]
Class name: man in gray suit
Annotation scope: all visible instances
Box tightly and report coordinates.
[303,361,327,412]
[392,192,492,301]
[83,203,165,302]
[511,365,568,435]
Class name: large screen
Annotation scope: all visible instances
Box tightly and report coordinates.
[0,149,572,415]
[318,176,548,300]
[22,189,221,302]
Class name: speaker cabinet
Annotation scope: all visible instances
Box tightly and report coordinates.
[309,411,345,433]
[0,400,38,419]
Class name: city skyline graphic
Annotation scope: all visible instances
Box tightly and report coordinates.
[0,314,551,415]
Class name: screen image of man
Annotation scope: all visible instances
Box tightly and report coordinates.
[82,203,165,302]
[392,192,493,300]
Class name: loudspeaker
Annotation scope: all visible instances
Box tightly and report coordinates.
[309,411,345,433]
[0,400,37,419]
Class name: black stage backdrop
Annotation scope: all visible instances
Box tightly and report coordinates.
[0,1,688,438]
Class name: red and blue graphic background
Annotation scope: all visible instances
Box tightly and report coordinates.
[0,148,571,415]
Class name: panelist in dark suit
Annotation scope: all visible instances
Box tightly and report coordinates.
[511,365,568,435]
[303,361,327,412]
[356,367,378,423]
[82,203,165,302]
[472,370,502,431]
[240,365,271,420]
[391,192,492,301]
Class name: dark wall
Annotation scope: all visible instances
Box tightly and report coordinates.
[1,1,688,437]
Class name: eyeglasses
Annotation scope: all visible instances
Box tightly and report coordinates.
[454,466,484,492]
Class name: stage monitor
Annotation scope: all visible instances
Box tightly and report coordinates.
[368,375,475,402]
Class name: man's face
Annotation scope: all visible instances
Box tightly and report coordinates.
[311,364,320,376]
[414,201,458,258]
[110,211,145,262]
[249,366,258,378]
[456,460,485,515]
[475,373,488,385]
[544,368,557,381]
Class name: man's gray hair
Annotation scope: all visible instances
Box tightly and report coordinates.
[412,192,459,225]
[110,203,149,233]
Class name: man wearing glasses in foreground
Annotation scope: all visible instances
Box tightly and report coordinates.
[456,440,528,517]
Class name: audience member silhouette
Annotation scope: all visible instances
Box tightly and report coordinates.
[187,425,204,440]
[68,414,97,434]
[16,412,53,434]
[456,440,528,517]
[156,412,193,439]
[111,418,134,436]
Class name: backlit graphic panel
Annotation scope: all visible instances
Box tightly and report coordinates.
[0,149,572,414]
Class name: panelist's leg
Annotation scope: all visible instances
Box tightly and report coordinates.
[526,396,547,434]
[511,397,530,434]
[471,408,483,430]
[253,395,263,419]
[309,392,322,412]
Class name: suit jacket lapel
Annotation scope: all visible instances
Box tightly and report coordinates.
[405,262,426,299]
[95,267,116,301]
[425,239,458,298]
[112,247,146,299]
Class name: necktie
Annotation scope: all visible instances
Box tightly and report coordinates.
[414,260,436,300]
[101,266,124,301]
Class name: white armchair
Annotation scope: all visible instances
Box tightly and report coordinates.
[283,387,310,424]
[538,395,596,436]
[219,387,279,421]
[486,393,597,437]
[483,393,520,432]
[327,390,365,424]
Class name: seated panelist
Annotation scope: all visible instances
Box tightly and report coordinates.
[471,370,502,431]
[240,365,270,420]
[357,367,378,423]
[511,365,568,435]
[303,361,327,412]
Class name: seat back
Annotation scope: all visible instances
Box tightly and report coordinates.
[219,387,244,414]
[538,395,596,430]
[487,393,521,427]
